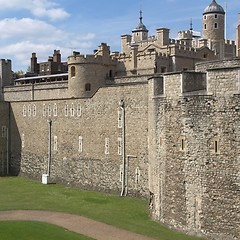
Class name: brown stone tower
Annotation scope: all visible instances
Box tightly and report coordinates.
[202,0,225,59]
[237,13,240,57]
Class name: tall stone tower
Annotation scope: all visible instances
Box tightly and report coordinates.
[0,59,12,100]
[132,11,149,43]
[202,0,225,59]
[237,13,240,57]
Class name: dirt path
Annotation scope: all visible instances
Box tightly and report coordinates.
[0,210,155,240]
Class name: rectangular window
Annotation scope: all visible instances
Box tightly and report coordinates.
[105,138,109,155]
[28,104,31,117]
[43,104,46,117]
[135,167,140,184]
[32,104,36,117]
[48,104,51,117]
[54,136,58,151]
[65,104,68,117]
[118,137,122,155]
[180,136,186,152]
[53,103,58,117]
[118,110,123,128]
[77,104,81,117]
[78,136,83,153]
[23,105,27,117]
[214,140,220,154]
[71,103,75,117]
[1,126,7,138]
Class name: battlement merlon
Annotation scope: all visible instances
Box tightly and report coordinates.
[68,45,117,66]
[156,28,170,46]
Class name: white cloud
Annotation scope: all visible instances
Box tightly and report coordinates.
[0,0,69,21]
[0,17,96,71]
[0,18,63,41]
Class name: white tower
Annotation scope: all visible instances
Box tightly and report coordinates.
[132,11,149,43]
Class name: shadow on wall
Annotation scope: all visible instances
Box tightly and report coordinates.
[9,106,22,175]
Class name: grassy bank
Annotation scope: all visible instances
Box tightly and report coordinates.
[0,221,94,240]
[0,177,204,240]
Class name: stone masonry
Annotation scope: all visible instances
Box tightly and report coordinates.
[0,1,239,240]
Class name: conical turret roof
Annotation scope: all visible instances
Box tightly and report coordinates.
[132,11,148,33]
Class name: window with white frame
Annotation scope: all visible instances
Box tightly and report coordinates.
[105,138,109,155]
[53,103,58,117]
[118,137,122,155]
[77,104,81,117]
[78,136,83,153]
[28,104,31,117]
[48,104,52,117]
[54,136,58,151]
[65,104,68,117]
[71,103,75,117]
[32,104,36,117]
[23,105,27,117]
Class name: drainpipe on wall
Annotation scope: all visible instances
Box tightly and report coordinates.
[47,119,52,176]
[6,102,11,176]
[31,82,35,101]
[120,100,126,197]
[6,127,9,175]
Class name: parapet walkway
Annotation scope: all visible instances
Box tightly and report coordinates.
[0,210,155,240]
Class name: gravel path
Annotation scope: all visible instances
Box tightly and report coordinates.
[0,210,155,240]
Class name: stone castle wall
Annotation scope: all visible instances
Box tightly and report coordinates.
[9,82,149,197]
[3,82,68,102]
[148,67,240,240]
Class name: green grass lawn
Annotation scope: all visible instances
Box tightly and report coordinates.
[0,177,204,240]
[0,221,94,240]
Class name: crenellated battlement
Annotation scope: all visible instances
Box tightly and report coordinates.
[225,39,235,45]
[68,53,116,65]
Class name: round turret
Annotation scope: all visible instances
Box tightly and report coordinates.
[68,44,116,98]
[202,0,225,41]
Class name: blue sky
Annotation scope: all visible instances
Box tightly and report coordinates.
[0,0,239,71]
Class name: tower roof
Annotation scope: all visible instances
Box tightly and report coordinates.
[203,0,225,15]
[132,10,148,33]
